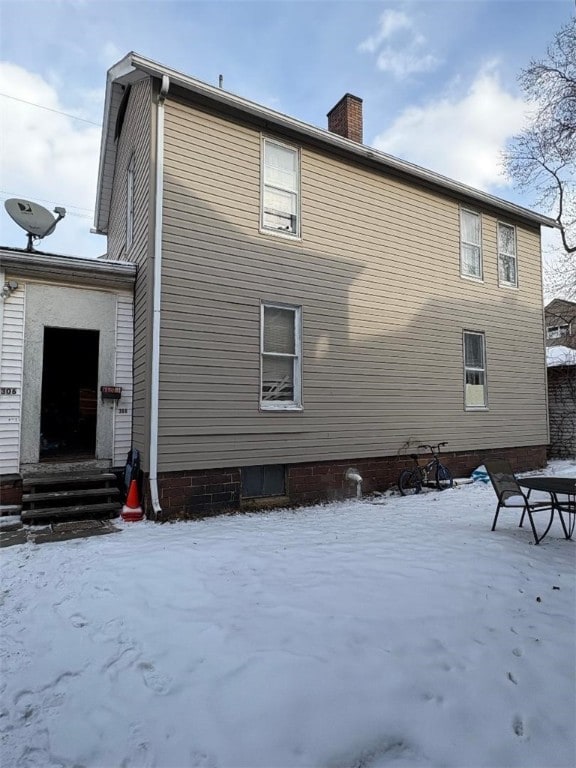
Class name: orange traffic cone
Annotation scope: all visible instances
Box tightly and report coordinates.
[121,479,144,522]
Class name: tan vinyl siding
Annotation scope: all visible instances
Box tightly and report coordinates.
[158,98,548,472]
[107,78,153,464]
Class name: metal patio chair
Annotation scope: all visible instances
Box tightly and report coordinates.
[484,458,555,545]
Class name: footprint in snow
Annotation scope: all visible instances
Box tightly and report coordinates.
[422,691,444,704]
[69,613,88,628]
[120,740,155,768]
[189,750,218,768]
[16,745,54,768]
[92,616,125,643]
[327,736,414,768]
[137,661,172,695]
[102,643,141,680]
[512,715,526,738]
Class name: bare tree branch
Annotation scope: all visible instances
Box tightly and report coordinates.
[505,16,576,257]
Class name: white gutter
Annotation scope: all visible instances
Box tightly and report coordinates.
[149,74,170,518]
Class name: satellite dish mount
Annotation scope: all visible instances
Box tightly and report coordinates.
[4,199,67,252]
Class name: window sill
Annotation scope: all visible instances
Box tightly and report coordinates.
[260,404,303,413]
[498,282,518,290]
[465,406,489,412]
[259,227,302,242]
[460,273,484,284]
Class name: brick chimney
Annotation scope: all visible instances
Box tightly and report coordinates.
[327,94,363,143]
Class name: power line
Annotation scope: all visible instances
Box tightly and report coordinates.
[0,190,92,213]
[0,93,101,126]
[0,192,93,220]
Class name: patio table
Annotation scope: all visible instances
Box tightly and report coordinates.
[519,477,576,541]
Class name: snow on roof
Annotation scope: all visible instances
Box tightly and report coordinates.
[547,345,576,367]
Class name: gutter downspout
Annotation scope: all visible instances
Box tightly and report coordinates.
[149,74,170,518]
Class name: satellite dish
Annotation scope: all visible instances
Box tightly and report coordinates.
[4,198,66,252]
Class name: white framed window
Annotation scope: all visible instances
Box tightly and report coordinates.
[460,209,482,279]
[463,331,487,409]
[498,222,517,287]
[547,324,569,340]
[260,302,302,410]
[126,154,135,250]
[261,138,300,237]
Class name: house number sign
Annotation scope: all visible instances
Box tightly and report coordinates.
[0,387,18,395]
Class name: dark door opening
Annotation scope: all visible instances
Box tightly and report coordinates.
[40,328,99,461]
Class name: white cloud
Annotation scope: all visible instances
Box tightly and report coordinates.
[359,9,440,78]
[372,64,528,191]
[358,10,412,53]
[0,62,104,258]
[376,49,439,78]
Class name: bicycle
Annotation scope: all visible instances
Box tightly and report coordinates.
[398,442,453,495]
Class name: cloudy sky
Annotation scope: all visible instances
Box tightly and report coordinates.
[0,0,573,258]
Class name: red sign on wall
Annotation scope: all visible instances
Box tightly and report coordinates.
[100,386,122,400]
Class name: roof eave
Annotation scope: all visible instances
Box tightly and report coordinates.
[94,53,146,234]
[0,248,136,290]
[95,52,559,232]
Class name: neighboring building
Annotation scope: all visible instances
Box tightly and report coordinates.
[545,298,576,349]
[545,299,576,458]
[91,52,557,518]
[0,248,135,505]
[546,346,576,459]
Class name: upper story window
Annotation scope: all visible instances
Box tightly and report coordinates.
[260,302,302,410]
[126,154,135,250]
[463,331,487,409]
[497,223,517,287]
[547,324,570,340]
[460,209,482,280]
[261,139,300,237]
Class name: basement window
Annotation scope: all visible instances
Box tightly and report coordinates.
[241,465,286,498]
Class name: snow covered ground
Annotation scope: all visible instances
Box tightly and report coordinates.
[1,461,575,768]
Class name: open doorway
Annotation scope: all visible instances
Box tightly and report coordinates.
[40,328,100,461]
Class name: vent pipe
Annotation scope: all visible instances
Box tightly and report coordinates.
[345,467,363,499]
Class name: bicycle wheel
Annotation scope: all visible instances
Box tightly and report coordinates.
[398,469,422,496]
[435,464,453,491]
